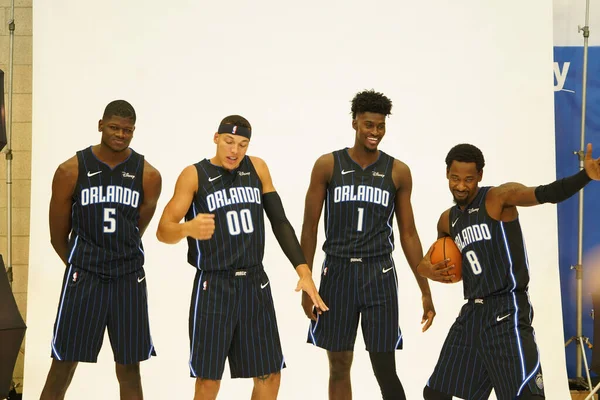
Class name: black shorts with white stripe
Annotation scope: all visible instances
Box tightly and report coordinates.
[188,265,285,380]
[426,292,545,400]
[50,265,156,364]
[307,255,402,352]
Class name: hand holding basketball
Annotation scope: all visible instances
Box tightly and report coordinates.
[417,237,461,283]
[430,237,462,283]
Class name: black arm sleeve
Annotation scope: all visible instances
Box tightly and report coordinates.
[263,192,307,268]
[534,169,592,204]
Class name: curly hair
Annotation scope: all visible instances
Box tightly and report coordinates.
[351,90,392,119]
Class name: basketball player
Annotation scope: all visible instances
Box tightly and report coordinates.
[418,143,600,400]
[155,115,327,400]
[300,90,436,400]
[40,100,162,400]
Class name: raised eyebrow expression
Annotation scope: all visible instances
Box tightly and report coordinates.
[450,174,476,183]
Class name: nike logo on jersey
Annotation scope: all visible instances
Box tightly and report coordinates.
[496,313,511,322]
[382,267,393,274]
[452,217,460,227]
[468,208,479,214]
[261,281,270,289]
[137,276,146,283]
[372,172,385,178]
[341,169,355,175]
[87,171,102,177]
[208,175,222,182]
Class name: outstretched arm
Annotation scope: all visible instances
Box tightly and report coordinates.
[251,156,328,314]
[49,156,78,266]
[491,143,600,208]
[394,160,436,331]
[156,165,215,244]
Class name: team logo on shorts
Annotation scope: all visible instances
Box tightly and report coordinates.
[535,372,544,389]
[72,272,78,283]
[203,280,208,291]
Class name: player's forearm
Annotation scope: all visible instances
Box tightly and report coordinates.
[50,236,69,266]
[400,234,431,296]
[300,227,318,272]
[156,221,189,244]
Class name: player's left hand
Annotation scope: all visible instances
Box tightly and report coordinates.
[584,143,600,180]
[421,293,436,332]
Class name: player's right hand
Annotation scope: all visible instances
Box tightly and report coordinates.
[186,213,215,240]
[417,246,456,284]
[302,291,318,321]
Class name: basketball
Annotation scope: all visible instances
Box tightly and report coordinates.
[430,237,462,283]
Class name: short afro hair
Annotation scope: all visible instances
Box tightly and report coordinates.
[351,90,392,119]
[445,144,485,172]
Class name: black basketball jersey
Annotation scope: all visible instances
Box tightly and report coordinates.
[449,186,530,299]
[322,149,396,258]
[67,147,145,278]
[185,156,265,271]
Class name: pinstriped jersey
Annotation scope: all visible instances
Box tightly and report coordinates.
[67,146,145,278]
[185,156,264,271]
[449,186,530,299]
[323,149,396,258]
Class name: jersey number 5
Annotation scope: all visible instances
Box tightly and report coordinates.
[104,208,116,233]
[465,250,482,275]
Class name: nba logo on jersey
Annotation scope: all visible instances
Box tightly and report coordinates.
[323,267,328,276]
[535,372,544,389]
[232,126,238,134]
[72,272,78,283]
[203,280,207,291]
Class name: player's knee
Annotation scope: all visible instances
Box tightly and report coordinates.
[49,360,78,380]
[423,385,452,400]
[115,363,141,385]
[195,378,221,393]
[328,351,353,379]
[253,372,281,387]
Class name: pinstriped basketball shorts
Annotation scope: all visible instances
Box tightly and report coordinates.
[50,265,156,364]
[307,255,402,352]
[188,265,285,379]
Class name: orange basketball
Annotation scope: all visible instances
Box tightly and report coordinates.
[430,237,462,283]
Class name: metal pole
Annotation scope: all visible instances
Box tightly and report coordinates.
[5,0,14,286]
[575,0,592,386]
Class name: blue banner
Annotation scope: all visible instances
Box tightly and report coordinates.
[554,46,600,378]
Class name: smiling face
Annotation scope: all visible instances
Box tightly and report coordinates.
[212,132,250,171]
[98,115,135,152]
[447,160,482,207]
[352,112,386,153]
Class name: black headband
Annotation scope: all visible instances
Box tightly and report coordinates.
[218,123,251,139]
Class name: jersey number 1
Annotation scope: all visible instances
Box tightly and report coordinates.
[357,207,364,232]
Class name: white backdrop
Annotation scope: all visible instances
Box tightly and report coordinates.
[27,1,568,399]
